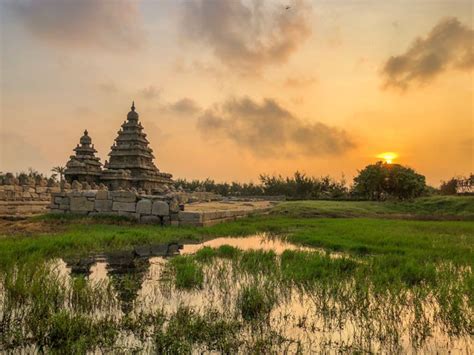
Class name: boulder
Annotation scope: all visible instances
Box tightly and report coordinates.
[136,199,152,214]
[152,201,169,216]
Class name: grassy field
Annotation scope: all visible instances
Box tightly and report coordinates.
[0,196,473,269]
[0,196,473,352]
[273,195,474,219]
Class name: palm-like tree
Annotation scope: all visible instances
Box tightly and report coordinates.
[51,166,66,184]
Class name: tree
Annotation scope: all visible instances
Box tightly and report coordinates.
[352,162,426,200]
[440,178,458,195]
[51,166,66,184]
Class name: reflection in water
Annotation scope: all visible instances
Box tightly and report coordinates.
[21,234,473,353]
[181,234,311,255]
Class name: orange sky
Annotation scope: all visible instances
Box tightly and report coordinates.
[0,0,472,186]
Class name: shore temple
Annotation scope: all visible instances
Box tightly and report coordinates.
[64,102,173,193]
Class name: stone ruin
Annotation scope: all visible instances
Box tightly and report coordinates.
[64,102,173,194]
[0,173,61,216]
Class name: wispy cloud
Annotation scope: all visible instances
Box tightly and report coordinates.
[284,75,317,88]
[182,0,311,73]
[166,98,201,115]
[139,86,161,100]
[197,97,354,157]
[11,0,144,50]
[382,17,474,90]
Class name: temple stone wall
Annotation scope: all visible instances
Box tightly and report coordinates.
[0,184,62,217]
[50,190,182,225]
[49,190,273,227]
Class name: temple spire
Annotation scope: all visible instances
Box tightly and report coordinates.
[131,101,135,111]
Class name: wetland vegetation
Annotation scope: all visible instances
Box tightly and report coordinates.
[0,197,473,353]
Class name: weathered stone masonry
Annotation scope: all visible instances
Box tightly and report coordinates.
[50,190,273,227]
[0,184,61,216]
[50,190,180,225]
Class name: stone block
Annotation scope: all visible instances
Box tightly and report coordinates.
[112,201,137,212]
[95,199,113,212]
[70,197,94,212]
[141,215,161,224]
[83,190,97,198]
[3,185,14,192]
[54,196,64,204]
[118,211,139,220]
[152,201,169,216]
[110,191,137,203]
[50,209,64,214]
[48,187,61,193]
[96,190,109,200]
[136,199,152,214]
[178,211,202,222]
[36,187,48,194]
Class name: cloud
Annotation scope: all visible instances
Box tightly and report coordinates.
[11,0,144,50]
[98,81,118,94]
[182,0,311,73]
[167,98,201,115]
[284,76,317,88]
[161,98,201,115]
[140,86,161,100]
[197,97,354,157]
[382,17,474,89]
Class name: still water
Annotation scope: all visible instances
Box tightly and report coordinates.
[46,234,472,354]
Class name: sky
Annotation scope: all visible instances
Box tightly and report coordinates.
[0,0,472,186]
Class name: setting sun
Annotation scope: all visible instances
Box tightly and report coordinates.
[377,152,398,164]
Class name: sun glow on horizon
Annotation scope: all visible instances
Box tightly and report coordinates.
[377,152,398,164]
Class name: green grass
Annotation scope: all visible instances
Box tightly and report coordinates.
[0,197,473,270]
[273,196,474,220]
[1,195,473,353]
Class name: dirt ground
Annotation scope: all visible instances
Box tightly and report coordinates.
[0,218,64,237]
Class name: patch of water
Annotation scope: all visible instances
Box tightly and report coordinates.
[181,234,313,255]
[3,234,472,353]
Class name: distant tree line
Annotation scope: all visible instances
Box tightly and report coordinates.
[175,171,348,200]
[439,174,474,195]
[176,163,431,201]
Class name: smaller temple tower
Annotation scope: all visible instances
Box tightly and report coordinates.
[64,130,102,184]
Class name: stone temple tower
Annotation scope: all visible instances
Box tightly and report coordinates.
[101,102,173,192]
[64,130,102,184]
